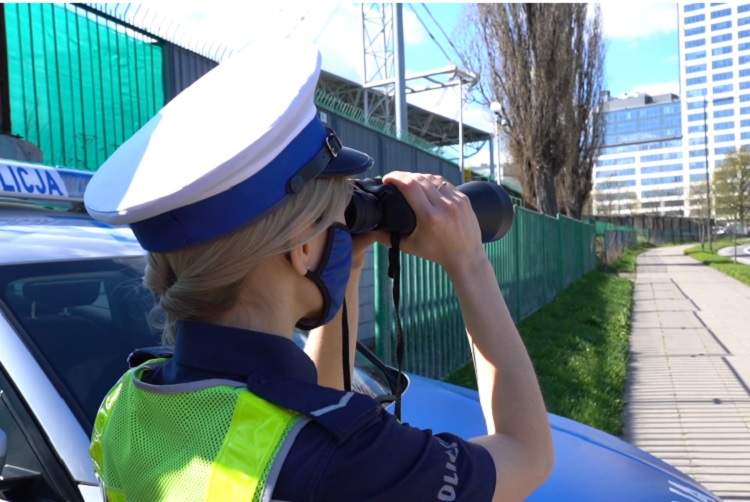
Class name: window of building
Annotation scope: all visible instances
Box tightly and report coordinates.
[714,108,734,118]
[640,152,683,162]
[740,42,750,51]
[596,180,637,190]
[687,100,705,109]
[740,29,750,38]
[714,83,734,93]
[715,96,734,106]
[686,13,706,23]
[689,149,709,157]
[741,54,750,65]
[687,88,708,98]
[741,68,750,77]
[740,4,750,13]
[600,145,638,156]
[715,133,735,142]
[712,20,732,30]
[740,16,750,26]
[642,175,683,186]
[741,94,750,102]
[690,173,708,182]
[742,82,750,90]
[712,33,732,43]
[688,76,708,86]
[686,50,706,60]
[715,121,734,129]
[641,164,683,175]
[742,119,750,127]
[690,161,707,169]
[711,7,731,17]
[642,188,684,198]
[712,58,732,69]
[595,168,636,179]
[712,45,732,55]
[685,3,704,11]
[689,136,707,145]
[741,106,750,114]
[686,26,707,37]
[713,71,733,81]
[715,146,736,155]
[742,131,750,140]
[686,63,707,73]
[689,124,707,133]
[688,112,705,122]
[686,38,707,48]
[596,157,636,167]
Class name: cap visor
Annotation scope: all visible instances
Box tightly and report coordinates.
[321,147,373,177]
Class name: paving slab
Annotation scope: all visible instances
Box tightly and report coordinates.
[624,244,750,501]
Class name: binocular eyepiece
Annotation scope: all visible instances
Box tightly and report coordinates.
[345,178,514,243]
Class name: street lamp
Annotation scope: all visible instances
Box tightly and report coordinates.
[703,97,713,252]
[490,101,506,184]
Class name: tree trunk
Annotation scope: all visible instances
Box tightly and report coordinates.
[534,167,558,216]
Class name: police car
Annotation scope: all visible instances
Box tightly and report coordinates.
[0,160,719,501]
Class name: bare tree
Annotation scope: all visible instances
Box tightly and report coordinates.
[713,146,750,227]
[555,6,605,219]
[457,4,605,217]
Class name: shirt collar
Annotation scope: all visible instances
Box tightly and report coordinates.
[172,320,318,383]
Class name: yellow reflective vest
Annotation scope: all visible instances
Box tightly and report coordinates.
[90,360,307,502]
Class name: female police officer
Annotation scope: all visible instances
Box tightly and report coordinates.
[84,39,553,501]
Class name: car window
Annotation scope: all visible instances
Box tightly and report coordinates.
[1,258,399,434]
[0,257,161,433]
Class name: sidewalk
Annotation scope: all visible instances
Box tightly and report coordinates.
[624,244,750,501]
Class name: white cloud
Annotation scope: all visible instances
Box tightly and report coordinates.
[628,81,680,96]
[600,3,677,40]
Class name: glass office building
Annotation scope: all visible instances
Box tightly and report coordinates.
[593,93,686,216]
[679,2,750,216]
[594,3,750,217]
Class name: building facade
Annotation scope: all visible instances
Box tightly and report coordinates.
[679,2,750,217]
[593,92,685,216]
[594,3,750,217]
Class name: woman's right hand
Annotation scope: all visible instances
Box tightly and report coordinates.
[378,171,485,274]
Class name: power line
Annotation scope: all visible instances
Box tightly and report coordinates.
[405,3,453,63]
[420,3,464,64]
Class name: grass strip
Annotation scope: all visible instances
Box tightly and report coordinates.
[684,238,750,287]
[444,270,633,437]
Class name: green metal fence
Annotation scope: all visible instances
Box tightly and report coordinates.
[374,207,597,379]
[4,3,164,170]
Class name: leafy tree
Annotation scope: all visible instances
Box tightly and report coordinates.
[457,4,605,217]
[713,147,750,227]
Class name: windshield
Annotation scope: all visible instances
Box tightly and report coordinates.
[0,258,397,433]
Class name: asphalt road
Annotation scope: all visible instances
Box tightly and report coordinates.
[717,242,750,265]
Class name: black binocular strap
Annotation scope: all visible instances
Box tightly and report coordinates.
[340,232,405,421]
[342,300,351,392]
[388,232,406,422]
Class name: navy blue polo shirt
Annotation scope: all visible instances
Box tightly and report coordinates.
[144,321,496,501]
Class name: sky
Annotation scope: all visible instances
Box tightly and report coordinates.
[134,2,681,166]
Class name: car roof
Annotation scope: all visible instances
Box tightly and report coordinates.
[0,202,145,265]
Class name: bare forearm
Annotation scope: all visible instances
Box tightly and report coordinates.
[446,251,553,476]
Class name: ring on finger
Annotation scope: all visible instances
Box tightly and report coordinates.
[437,181,447,191]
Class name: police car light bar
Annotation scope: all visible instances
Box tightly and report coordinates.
[0,158,93,203]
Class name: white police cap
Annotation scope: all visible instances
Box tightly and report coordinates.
[84,38,372,252]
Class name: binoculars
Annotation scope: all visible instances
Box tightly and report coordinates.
[345,178,514,243]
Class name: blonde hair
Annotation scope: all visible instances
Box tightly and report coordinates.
[144,176,352,346]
